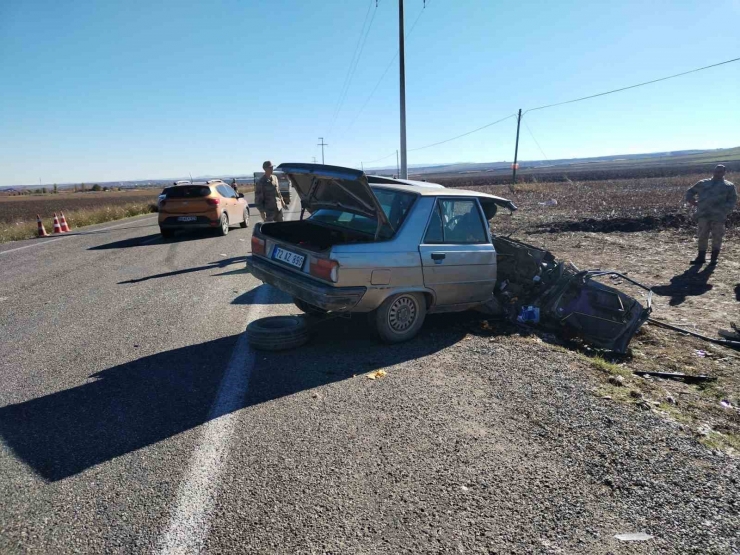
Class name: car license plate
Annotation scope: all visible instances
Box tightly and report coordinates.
[273,247,305,269]
[178,216,197,222]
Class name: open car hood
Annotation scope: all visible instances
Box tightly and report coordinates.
[276,163,390,236]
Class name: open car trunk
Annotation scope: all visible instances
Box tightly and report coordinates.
[492,236,651,353]
[259,220,374,252]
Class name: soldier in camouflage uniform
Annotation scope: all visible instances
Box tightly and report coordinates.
[255,160,286,223]
[685,165,737,265]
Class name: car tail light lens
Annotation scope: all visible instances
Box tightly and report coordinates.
[206,198,220,205]
[310,258,339,282]
[251,236,266,256]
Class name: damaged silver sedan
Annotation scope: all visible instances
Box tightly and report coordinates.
[247,164,649,351]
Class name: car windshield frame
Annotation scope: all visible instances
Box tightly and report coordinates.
[307,186,417,240]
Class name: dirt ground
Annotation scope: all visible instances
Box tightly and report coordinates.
[455,173,740,456]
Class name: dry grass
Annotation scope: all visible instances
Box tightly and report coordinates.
[0,202,156,243]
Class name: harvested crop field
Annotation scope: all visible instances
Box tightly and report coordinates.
[0,190,159,224]
[0,190,159,243]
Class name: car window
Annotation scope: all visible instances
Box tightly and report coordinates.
[423,198,488,244]
[217,185,234,198]
[308,188,416,239]
[163,186,211,199]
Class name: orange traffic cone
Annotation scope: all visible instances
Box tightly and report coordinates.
[37,214,50,238]
[59,212,71,232]
[52,213,63,234]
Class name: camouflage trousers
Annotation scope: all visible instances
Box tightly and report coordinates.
[697,218,725,251]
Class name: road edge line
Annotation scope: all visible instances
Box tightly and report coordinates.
[156,286,270,554]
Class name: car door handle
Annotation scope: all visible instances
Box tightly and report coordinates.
[431,252,446,262]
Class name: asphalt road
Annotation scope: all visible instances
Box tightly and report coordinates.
[2,194,738,553]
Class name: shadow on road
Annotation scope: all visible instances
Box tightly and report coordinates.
[735,284,740,302]
[0,311,471,481]
[89,230,214,250]
[118,257,247,284]
[233,284,291,305]
[651,264,716,306]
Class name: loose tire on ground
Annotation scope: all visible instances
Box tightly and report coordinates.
[246,315,310,351]
[293,297,328,315]
[240,208,249,228]
[373,292,427,344]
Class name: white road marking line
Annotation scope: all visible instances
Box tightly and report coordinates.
[158,199,295,554]
[0,215,158,255]
[156,286,270,555]
[0,237,65,255]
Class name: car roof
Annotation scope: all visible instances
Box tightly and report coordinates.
[368,179,508,202]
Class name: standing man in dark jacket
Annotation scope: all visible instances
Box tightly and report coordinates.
[685,165,737,265]
[255,160,285,222]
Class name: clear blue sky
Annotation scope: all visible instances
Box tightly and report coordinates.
[1,0,738,186]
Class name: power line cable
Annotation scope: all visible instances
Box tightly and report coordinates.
[327,0,376,134]
[343,1,430,135]
[524,55,740,114]
[367,55,740,157]
[408,114,517,151]
[521,117,548,161]
[365,150,397,164]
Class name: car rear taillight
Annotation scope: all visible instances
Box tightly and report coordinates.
[310,258,339,283]
[206,198,220,205]
[251,236,266,256]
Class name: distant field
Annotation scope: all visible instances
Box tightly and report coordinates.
[0,190,159,224]
[0,190,159,243]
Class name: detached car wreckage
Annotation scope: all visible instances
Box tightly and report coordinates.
[246,164,651,353]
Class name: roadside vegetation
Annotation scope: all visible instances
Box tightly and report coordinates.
[0,190,159,243]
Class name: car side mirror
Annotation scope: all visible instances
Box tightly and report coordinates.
[238,193,244,198]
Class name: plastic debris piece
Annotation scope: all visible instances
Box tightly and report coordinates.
[720,400,734,409]
[366,370,387,380]
[517,306,540,324]
[633,370,716,384]
[694,350,707,358]
[615,532,653,542]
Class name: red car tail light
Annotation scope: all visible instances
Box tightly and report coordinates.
[206,198,220,205]
[310,258,339,282]
[251,236,266,256]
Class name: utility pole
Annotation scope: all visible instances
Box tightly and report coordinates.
[361,162,364,172]
[396,150,400,178]
[312,156,317,164]
[317,137,328,165]
[398,0,408,179]
[512,109,522,185]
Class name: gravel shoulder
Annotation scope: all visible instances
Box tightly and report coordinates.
[206,314,739,554]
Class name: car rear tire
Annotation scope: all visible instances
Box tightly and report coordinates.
[218,213,229,236]
[160,227,174,238]
[293,297,328,315]
[246,315,310,351]
[374,292,427,344]
[240,208,249,228]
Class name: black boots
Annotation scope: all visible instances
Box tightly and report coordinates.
[691,250,720,265]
